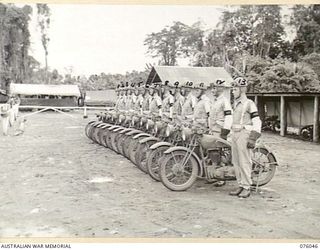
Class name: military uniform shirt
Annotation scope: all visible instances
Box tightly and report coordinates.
[125,95,134,111]
[209,94,233,132]
[162,94,175,113]
[193,94,211,121]
[232,96,261,132]
[172,94,185,115]
[141,94,150,111]
[133,94,144,111]
[181,93,197,118]
[149,94,162,114]
[117,96,126,111]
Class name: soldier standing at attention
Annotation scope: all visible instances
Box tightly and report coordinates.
[125,82,135,112]
[229,77,262,198]
[161,81,175,120]
[209,79,233,139]
[117,83,126,111]
[181,82,198,121]
[142,84,151,114]
[192,82,211,129]
[148,83,162,118]
[206,79,233,185]
[172,82,186,120]
[114,84,122,111]
[134,82,145,115]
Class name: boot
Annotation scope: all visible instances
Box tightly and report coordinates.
[238,188,251,198]
[229,187,243,196]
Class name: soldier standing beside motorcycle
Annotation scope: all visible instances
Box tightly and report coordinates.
[172,82,186,120]
[209,79,233,139]
[147,83,163,130]
[125,82,135,111]
[192,82,211,129]
[181,82,198,120]
[229,77,262,198]
[118,83,127,111]
[162,81,175,120]
[205,79,233,183]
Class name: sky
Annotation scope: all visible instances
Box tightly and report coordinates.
[28,4,226,76]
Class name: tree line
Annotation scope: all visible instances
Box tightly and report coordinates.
[144,5,320,92]
[1,4,319,93]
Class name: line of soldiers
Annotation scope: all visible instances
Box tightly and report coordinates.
[113,77,261,198]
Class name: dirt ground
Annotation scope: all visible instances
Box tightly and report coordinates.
[0,111,319,239]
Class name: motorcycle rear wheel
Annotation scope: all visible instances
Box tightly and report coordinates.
[85,121,95,138]
[251,147,277,186]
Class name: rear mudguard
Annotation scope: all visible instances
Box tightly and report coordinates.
[163,146,203,177]
[254,145,278,166]
[150,141,173,150]
[139,136,160,144]
[133,133,152,140]
[126,129,143,136]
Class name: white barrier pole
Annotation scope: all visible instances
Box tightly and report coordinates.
[83,106,88,118]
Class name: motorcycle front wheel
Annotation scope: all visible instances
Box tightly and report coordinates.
[116,133,127,155]
[146,145,171,182]
[159,150,199,191]
[135,141,157,173]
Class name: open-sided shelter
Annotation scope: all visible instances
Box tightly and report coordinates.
[10,83,81,106]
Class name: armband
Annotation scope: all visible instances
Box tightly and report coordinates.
[250,111,259,119]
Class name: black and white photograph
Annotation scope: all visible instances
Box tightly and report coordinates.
[0,2,319,242]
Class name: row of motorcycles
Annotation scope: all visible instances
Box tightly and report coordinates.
[85,110,278,191]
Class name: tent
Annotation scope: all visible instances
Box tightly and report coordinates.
[146,66,233,87]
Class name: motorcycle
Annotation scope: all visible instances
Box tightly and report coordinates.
[159,127,278,191]
[262,115,280,133]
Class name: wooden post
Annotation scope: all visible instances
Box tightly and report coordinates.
[313,96,319,142]
[254,95,258,105]
[257,96,265,123]
[280,96,287,136]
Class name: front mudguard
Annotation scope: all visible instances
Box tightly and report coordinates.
[101,124,112,129]
[108,125,121,131]
[133,133,152,140]
[126,129,143,136]
[150,141,173,150]
[163,146,203,177]
[113,127,125,132]
[139,136,160,144]
[92,121,104,127]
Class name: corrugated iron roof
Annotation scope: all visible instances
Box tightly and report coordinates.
[146,66,233,87]
[10,83,81,97]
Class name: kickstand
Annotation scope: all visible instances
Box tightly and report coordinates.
[255,168,263,193]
